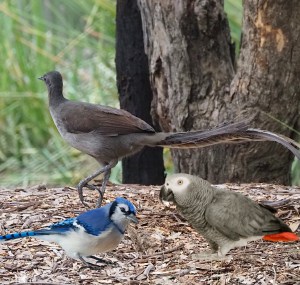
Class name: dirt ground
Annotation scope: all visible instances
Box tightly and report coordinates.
[0,182,299,285]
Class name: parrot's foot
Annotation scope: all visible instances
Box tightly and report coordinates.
[192,251,232,261]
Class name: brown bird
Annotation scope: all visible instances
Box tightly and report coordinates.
[39,71,300,207]
[160,173,299,258]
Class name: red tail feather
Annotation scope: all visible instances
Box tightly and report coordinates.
[263,232,299,242]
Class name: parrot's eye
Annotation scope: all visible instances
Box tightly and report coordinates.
[177,179,183,185]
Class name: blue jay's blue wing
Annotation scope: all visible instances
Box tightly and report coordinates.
[76,202,113,236]
[35,217,77,235]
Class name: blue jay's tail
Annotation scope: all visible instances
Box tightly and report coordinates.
[0,231,38,242]
[1,218,76,243]
[0,229,58,242]
[0,218,76,243]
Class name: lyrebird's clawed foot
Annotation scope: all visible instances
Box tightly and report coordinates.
[77,181,104,208]
[77,182,90,208]
[96,168,112,207]
[76,162,116,208]
[96,190,104,208]
[85,183,104,208]
[85,184,98,191]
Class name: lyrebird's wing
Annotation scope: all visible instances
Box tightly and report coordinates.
[60,100,155,136]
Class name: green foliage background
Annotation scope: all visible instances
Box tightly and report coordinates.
[0,0,299,188]
[0,0,119,187]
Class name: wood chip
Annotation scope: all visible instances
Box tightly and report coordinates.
[0,183,299,284]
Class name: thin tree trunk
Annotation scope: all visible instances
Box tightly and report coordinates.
[138,0,300,184]
[116,0,165,185]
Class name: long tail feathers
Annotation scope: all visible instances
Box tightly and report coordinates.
[246,129,300,160]
[157,122,300,160]
[263,232,299,242]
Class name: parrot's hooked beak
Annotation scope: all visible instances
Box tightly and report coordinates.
[159,185,175,206]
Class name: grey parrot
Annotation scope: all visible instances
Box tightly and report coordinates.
[160,173,299,258]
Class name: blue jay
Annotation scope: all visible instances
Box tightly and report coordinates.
[0,197,138,267]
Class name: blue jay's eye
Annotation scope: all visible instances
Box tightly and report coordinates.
[120,207,126,213]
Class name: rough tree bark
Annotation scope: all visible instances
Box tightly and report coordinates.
[116,0,165,185]
[221,0,300,184]
[138,0,300,184]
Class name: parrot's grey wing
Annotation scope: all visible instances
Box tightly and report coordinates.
[205,191,278,240]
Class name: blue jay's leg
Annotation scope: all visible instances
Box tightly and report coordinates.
[87,255,114,264]
[77,254,106,269]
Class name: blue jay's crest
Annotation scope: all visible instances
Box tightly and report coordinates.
[115,197,136,214]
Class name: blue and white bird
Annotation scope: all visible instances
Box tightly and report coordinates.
[0,197,138,267]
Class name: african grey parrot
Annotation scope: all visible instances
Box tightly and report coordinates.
[160,173,299,258]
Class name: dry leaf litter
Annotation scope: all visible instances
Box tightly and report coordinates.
[0,182,299,284]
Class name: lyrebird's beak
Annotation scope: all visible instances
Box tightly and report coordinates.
[38,76,44,81]
[159,185,175,206]
[127,213,138,224]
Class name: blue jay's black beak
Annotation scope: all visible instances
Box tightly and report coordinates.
[127,213,138,224]
[159,185,175,205]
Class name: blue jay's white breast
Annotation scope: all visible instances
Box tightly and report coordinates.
[39,224,124,259]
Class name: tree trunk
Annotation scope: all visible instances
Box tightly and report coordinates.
[217,0,300,184]
[138,0,300,184]
[116,0,165,185]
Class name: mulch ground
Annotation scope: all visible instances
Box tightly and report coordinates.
[0,182,300,285]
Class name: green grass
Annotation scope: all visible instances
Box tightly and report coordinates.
[0,0,119,187]
[225,0,243,52]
